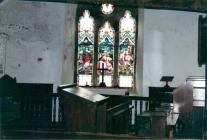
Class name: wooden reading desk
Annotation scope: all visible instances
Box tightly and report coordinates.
[59,86,108,133]
[58,85,131,134]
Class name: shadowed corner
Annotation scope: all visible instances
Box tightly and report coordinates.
[0,0,8,6]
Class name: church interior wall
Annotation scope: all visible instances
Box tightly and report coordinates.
[0,0,206,95]
[0,0,76,92]
[142,9,206,96]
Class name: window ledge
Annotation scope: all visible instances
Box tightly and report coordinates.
[82,87,127,96]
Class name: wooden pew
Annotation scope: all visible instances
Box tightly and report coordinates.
[0,74,20,130]
[107,100,133,134]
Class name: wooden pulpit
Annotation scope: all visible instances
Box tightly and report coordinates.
[59,85,108,133]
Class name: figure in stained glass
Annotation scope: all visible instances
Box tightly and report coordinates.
[78,37,93,74]
[119,37,134,75]
[98,37,114,75]
[118,10,136,87]
[97,21,115,87]
[77,10,95,86]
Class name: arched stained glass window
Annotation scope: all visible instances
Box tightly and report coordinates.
[77,10,95,86]
[98,21,115,87]
[76,5,137,88]
[119,11,136,87]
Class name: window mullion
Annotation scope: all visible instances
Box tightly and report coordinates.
[113,31,119,87]
[92,22,99,87]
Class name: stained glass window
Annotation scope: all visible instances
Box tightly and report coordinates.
[76,7,137,88]
[77,10,95,86]
[119,11,136,87]
[98,21,115,87]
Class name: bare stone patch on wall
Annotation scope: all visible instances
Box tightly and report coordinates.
[0,33,8,77]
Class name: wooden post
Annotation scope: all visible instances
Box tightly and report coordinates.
[134,100,137,134]
[205,65,207,136]
[140,101,143,114]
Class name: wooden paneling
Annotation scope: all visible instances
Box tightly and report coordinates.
[18,83,53,129]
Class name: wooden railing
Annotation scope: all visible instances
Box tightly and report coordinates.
[19,92,64,130]
[18,86,163,133]
[100,95,154,133]
[51,93,64,129]
[130,96,151,114]
[14,83,63,130]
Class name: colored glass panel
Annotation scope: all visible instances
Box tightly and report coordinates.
[98,22,115,87]
[119,11,136,87]
[78,10,94,86]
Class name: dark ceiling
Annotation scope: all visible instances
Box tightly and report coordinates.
[18,0,207,13]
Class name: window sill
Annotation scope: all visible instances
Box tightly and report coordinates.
[79,86,131,96]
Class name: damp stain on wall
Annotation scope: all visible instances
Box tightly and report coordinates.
[37,57,43,62]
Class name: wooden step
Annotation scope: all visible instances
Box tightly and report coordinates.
[2,129,166,139]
